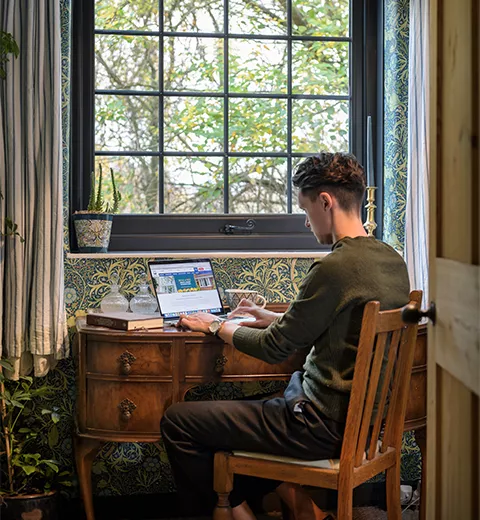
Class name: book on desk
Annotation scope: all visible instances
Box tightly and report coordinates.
[86,311,164,331]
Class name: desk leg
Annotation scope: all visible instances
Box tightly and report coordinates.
[414,427,426,520]
[75,436,103,520]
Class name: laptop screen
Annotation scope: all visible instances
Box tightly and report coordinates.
[148,259,224,319]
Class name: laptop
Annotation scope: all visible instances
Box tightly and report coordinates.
[148,258,232,324]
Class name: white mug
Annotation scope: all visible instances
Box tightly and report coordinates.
[225,289,267,311]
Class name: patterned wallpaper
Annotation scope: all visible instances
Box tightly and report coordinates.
[383,0,410,252]
[29,0,420,502]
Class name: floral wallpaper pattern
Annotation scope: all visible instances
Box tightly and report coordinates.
[383,0,410,252]
[23,0,420,502]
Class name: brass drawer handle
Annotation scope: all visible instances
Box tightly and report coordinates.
[214,355,228,374]
[118,398,137,421]
[118,350,137,375]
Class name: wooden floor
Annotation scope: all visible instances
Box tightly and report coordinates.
[120,509,419,520]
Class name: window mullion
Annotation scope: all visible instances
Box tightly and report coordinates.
[287,0,293,213]
[159,0,164,214]
[223,0,229,213]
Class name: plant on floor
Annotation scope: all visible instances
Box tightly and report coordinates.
[0,359,71,497]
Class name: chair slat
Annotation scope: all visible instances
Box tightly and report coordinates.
[338,301,380,465]
[382,324,419,451]
[367,328,402,460]
[355,331,389,466]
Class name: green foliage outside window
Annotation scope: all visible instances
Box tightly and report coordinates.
[93,0,350,215]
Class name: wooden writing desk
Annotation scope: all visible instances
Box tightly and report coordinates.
[75,314,426,520]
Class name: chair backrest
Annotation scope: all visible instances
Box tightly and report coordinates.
[339,290,423,469]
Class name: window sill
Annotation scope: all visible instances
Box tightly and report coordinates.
[66,250,328,260]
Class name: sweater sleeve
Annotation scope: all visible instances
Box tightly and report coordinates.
[232,259,344,363]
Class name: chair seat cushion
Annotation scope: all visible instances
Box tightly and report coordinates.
[232,441,382,471]
[232,451,340,470]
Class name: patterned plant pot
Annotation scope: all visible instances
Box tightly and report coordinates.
[0,491,58,520]
[73,213,113,253]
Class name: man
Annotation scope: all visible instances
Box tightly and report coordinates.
[160,152,410,520]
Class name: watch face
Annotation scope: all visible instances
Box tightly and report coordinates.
[208,319,221,334]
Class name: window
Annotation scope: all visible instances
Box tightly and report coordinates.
[71,0,380,251]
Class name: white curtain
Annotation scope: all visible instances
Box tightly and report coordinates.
[0,0,68,378]
[405,0,429,305]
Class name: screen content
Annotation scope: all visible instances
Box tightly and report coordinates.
[149,261,223,318]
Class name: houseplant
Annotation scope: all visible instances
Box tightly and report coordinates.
[0,30,19,80]
[0,360,71,519]
[72,163,121,253]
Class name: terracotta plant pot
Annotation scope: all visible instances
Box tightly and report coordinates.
[73,213,113,253]
[0,491,58,520]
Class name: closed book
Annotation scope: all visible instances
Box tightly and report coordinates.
[86,311,164,330]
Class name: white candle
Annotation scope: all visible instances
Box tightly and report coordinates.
[366,116,374,186]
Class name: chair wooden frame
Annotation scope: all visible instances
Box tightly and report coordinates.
[213,290,422,520]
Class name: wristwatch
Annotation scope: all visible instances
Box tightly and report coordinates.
[208,318,225,336]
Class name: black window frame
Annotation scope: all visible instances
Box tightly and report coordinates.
[70,0,383,252]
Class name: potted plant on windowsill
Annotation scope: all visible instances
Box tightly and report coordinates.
[0,360,72,520]
[72,163,121,253]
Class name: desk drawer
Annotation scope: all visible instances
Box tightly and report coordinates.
[86,380,171,433]
[183,341,306,377]
[86,340,172,376]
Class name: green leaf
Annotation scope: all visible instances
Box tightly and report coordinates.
[41,409,52,415]
[51,412,60,424]
[43,460,59,473]
[0,358,13,370]
[20,465,37,476]
[18,427,33,433]
[48,424,59,448]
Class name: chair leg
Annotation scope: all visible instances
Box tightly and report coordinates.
[386,464,402,520]
[336,482,353,520]
[213,452,234,520]
[213,493,235,520]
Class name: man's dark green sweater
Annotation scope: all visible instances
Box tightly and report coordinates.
[232,236,410,423]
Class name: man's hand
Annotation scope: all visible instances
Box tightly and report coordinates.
[228,298,282,329]
[176,312,217,334]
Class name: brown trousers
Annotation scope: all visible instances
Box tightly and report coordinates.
[160,372,345,513]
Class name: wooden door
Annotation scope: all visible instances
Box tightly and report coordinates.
[428,0,480,518]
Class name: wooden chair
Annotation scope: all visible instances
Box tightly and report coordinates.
[213,290,422,520]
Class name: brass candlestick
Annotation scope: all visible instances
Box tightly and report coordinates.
[364,186,377,237]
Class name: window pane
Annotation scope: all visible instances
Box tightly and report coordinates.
[292,0,349,37]
[96,35,159,91]
[229,0,286,35]
[292,41,349,95]
[291,157,307,213]
[164,37,223,92]
[229,158,287,213]
[95,156,159,213]
[95,95,159,151]
[229,39,287,94]
[164,0,223,32]
[164,156,224,213]
[164,97,224,152]
[95,0,159,31]
[292,100,349,153]
[229,98,287,153]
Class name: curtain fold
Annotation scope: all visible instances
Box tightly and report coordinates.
[0,0,69,378]
[404,0,429,304]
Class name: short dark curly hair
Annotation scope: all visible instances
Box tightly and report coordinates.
[292,152,366,211]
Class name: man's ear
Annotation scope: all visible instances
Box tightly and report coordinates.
[318,192,334,211]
